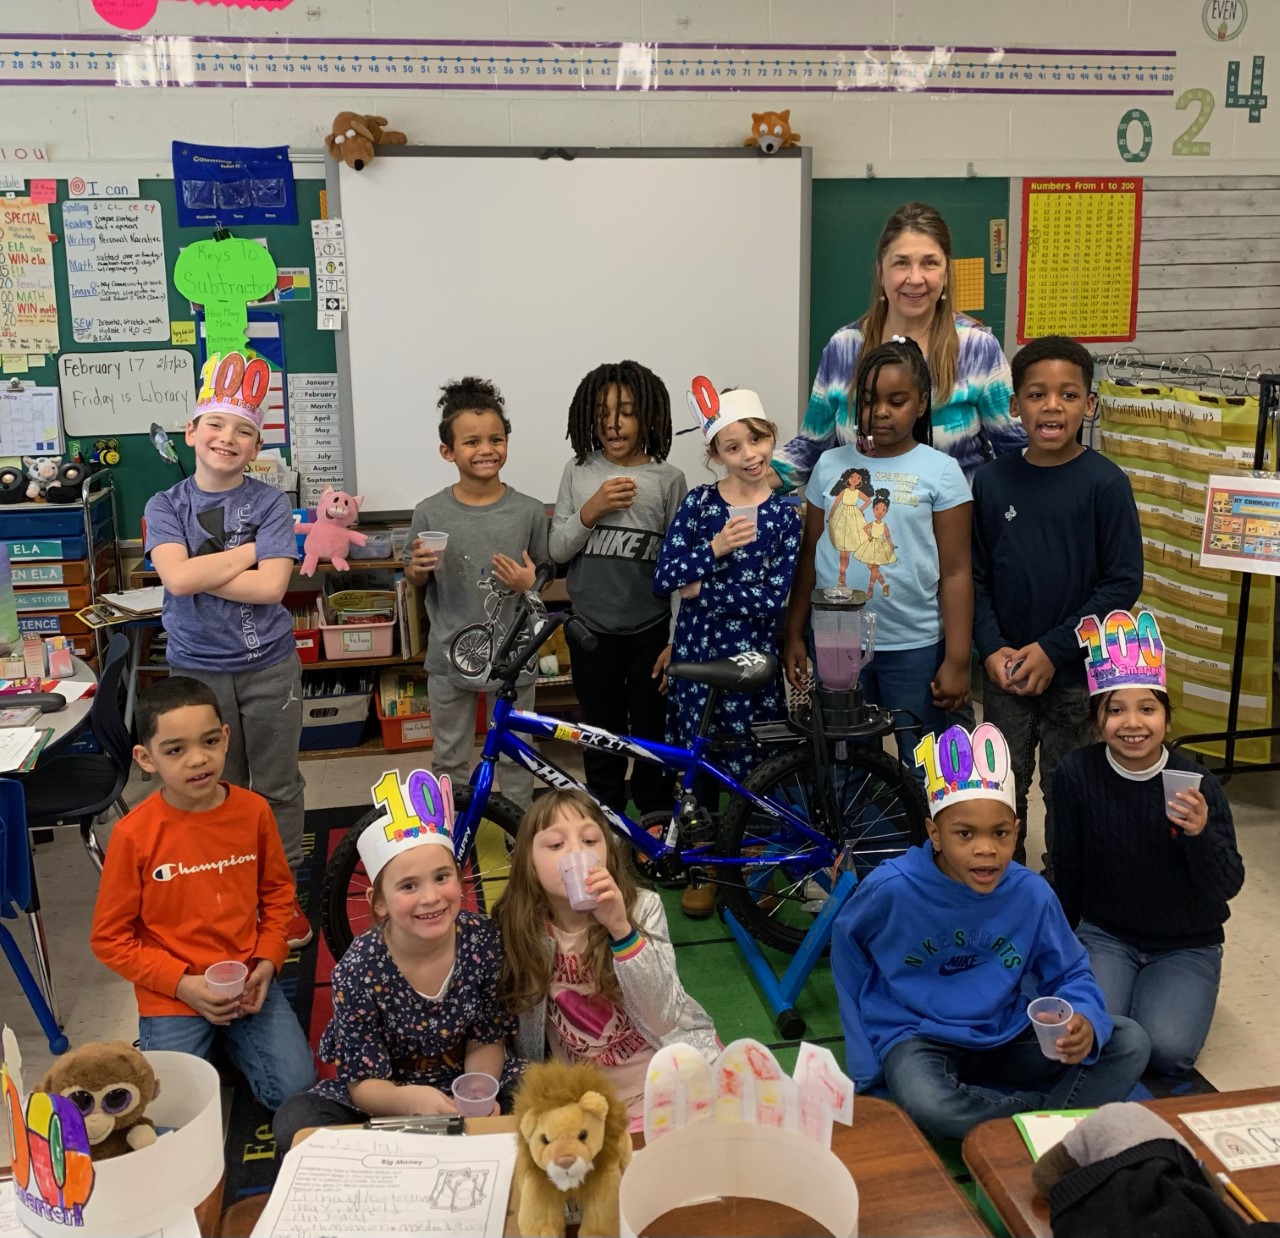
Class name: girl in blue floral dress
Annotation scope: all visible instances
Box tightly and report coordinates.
[272,778,523,1149]
[654,387,800,914]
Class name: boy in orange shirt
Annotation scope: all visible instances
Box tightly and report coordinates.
[91,677,315,1110]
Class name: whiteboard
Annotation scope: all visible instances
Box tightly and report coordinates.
[332,148,810,515]
[58,349,195,435]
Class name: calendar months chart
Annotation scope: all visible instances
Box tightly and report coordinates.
[1018,178,1142,344]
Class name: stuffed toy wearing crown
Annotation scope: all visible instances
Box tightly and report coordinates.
[1075,608,1167,697]
[685,376,767,445]
[358,769,456,884]
[913,722,1017,817]
[194,351,269,434]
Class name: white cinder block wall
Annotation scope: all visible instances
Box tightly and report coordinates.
[0,0,1275,179]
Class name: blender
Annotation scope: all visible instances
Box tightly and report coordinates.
[810,586,877,733]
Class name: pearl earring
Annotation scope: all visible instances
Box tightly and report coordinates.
[940,291,946,301]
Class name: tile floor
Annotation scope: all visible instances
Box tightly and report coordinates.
[3,738,1277,1096]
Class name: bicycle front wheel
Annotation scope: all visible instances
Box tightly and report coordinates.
[319,786,524,960]
[718,743,927,953]
[450,624,494,678]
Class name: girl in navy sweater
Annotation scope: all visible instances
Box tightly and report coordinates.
[1051,609,1244,1077]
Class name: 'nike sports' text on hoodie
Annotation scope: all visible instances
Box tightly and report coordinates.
[831,842,1112,1089]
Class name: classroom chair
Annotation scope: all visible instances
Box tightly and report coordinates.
[0,777,69,1054]
[22,631,132,874]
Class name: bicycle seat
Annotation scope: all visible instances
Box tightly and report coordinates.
[665,651,778,693]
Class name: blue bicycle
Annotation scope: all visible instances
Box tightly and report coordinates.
[321,566,926,981]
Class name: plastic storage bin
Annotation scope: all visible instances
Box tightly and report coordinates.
[375,668,433,751]
[299,670,373,751]
[284,591,321,664]
[350,532,393,560]
[318,592,396,660]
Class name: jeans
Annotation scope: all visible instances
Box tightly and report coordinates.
[183,653,307,870]
[568,618,674,816]
[882,1017,1151,1142]
[139,980,316,1111]
[1077,921,1222,1077]
[980,672,1090,873]
[859,640,951,779]
[273,1091,363,1155]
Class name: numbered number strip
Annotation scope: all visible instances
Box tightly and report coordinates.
[0,36,1177,94]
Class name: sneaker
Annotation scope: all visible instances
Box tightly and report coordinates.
[681,883,717,919]
[287,899,314,950]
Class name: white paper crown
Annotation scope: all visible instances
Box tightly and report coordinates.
[3,1028,222,1238]
[1075,608,1167,696]
[686,376,767,444]
[620,1040,858,1237]
[358,769,456,883]
[914,723,1017,815]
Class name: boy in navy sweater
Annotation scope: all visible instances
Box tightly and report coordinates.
[832,723,1149,1142]
[972,336,1142,876]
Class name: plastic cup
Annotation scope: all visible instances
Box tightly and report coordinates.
[557,849,600,911]
[451,1072,499,1118]
[416,531,448,556]
[1027,996,1073,1060]
[204,960,248,999]
[727,505,758,542]
[1161,769,1203,821]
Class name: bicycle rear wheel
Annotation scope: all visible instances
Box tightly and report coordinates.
[718,743,927,953]
[319,786,524,960]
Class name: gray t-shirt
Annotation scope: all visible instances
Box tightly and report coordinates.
[144,475,297,672]
[548,453,687,636]
[404,485,550,688]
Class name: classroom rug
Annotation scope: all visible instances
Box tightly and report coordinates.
[219,803,1218,1207]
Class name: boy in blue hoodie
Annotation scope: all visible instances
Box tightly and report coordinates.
[832,723,1150,1141]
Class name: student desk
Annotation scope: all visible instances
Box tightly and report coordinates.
[218,1098,989,1236]
[962,1085,1280,1237]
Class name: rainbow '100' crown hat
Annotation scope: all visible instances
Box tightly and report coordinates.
[1074,608,1167,697]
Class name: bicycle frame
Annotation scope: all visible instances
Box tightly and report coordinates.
[454,693,841,872]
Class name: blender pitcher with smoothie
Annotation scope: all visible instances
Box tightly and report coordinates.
[810,587,877,733]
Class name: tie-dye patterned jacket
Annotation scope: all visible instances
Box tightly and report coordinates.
[774,313,1023,490]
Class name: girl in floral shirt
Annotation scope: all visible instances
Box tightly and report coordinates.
[273,775,521,1150]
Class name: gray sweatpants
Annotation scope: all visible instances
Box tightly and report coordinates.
[182,653,306,870]
[427,675,536,810]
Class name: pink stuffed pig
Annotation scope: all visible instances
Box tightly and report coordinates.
[298,486,369,575]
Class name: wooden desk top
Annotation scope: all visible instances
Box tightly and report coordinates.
[220,1097,987,1237]
[963,1086,1280,1238]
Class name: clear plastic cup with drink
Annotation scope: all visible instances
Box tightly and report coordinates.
[205,960,248,999]
[557,849,600,911]
[416,531,449,557]
[727,505,758,542]
[1161,769,1203,822]
[1027,996,1073,1060]
[451,1072,499,1117]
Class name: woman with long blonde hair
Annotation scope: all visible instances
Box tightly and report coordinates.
[492,789,717,1124]
[774,201,1023,488]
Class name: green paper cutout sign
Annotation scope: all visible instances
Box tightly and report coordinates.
[173,237,277,354]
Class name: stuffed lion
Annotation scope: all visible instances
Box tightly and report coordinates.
[513,1061,631,1238]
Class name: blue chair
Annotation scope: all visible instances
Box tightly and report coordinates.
[0,777,69,1054]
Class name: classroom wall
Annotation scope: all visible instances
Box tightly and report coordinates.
[2,0,1276,179]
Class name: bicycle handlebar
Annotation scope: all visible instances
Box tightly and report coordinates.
[565,615,597,651]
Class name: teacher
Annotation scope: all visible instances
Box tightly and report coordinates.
[773,201,1024,489]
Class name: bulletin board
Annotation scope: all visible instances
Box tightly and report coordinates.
[806,176,1012,383]
[10,177,335,536]
[1017,177,1142,344]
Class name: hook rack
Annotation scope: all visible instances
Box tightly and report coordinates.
[1093,347,1267,398]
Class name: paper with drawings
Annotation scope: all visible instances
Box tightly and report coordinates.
[1180,1102,1280,1171]
[250,1127,517,1238]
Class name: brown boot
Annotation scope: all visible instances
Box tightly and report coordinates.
[681,882,717,919]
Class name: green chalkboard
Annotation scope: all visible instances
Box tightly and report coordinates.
[808,177,1011,382]
[32,177,333,536]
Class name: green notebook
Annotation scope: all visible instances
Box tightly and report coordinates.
[1013,1110,1095,1161]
